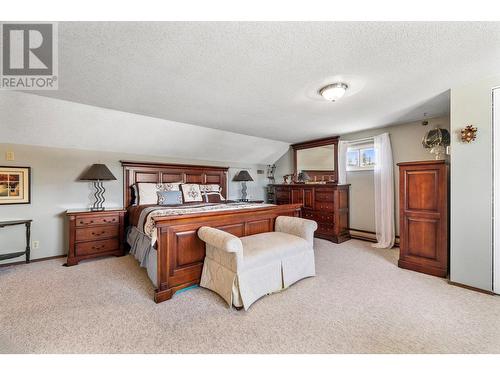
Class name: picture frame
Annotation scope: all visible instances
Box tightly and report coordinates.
[0,166,31,205]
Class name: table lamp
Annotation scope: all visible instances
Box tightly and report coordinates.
[233,170,254,201]
[79,164,116,211]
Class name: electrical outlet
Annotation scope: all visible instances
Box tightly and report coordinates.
[32,241,39,249]
[6,151,15,161]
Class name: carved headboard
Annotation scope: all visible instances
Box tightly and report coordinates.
[121,161,229,208]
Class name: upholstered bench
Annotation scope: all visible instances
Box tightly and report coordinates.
[197,216,317,310]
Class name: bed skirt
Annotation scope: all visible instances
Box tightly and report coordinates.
[127,226,158,287]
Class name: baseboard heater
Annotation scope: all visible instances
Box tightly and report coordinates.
[349,228,400,247]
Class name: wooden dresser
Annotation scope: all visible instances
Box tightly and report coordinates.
[66,208,126,266]
[272,184,350,243]
[397,160,449,277]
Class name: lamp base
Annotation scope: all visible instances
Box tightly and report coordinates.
[241,181,248,201]
[91,181,106,211]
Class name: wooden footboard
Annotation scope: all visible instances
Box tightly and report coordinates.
[153,204,302,303]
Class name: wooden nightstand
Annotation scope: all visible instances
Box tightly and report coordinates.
[66,208,126,266]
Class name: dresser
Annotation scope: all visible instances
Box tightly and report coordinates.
[66,208,126,266]
[272,184,350,243]
[397,160,449,277]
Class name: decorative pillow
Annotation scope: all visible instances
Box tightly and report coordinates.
[136,183,159,205]
[180,184,203,203]
[136,182,182,205]
[161,182,182,191]
[199,184,221,193]
[157,190,183,205]
[203,191,225,203]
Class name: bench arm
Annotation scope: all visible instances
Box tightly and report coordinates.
[198,227,243,253]
[275,216,317,246]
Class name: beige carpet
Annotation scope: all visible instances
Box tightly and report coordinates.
[1,239,499,354]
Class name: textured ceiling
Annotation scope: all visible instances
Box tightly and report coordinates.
[34,22,500,143]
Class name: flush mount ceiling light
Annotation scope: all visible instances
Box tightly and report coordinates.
[319,82,349,102]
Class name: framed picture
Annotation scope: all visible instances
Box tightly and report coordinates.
[0,166,31,205]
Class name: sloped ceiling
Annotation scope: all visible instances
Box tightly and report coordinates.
[0,91,289,165]
[31,21,500,143]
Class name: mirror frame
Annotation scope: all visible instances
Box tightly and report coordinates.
[292,136,339,183]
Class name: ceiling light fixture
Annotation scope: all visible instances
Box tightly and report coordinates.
[319,82,348,102]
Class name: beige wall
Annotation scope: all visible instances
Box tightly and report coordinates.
[0,143,268,264]
[274,116,450,235]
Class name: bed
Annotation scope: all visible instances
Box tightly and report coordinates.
[122,161,302,303]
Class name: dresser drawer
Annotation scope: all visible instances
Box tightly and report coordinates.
[302,210,334,224]
[315,191,334,202]
[315,202,335,212]
[75,215,119,227]
[275,191,290,201]
[75,225,119,242]
[302,210,315,220]
[316,222,334,235]
[315,213,334,223]
[75,238,119,256]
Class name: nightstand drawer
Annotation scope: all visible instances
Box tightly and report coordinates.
[75,215,119,227]
[75,238,119,256]
[75,225,119,242]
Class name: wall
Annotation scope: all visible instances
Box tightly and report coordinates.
[450,75,500,292]
[274,116,450,235]
[0,143,268,265]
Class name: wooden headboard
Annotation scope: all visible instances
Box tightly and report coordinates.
[121,161,229,208]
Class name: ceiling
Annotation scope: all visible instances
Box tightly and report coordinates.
[34,22,500,143]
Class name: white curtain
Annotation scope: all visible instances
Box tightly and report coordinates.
[372,133,395,248]
[338,141,348,185]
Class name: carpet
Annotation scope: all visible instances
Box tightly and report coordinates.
[0,239,499,353]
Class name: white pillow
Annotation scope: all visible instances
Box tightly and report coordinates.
[199,184,221,193]
[180,184,203,203]
[136,182,182,205]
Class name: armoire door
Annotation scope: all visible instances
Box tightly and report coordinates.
[398,160,448,277]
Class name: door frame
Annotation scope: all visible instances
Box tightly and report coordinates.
[493,87,500,293]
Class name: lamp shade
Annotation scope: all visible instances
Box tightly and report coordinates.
[79,164,116,181]
[233,170,254,182]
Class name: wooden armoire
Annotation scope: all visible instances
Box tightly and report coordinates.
[397,160,449,277]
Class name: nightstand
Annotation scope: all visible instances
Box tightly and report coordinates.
[66,208,126,266]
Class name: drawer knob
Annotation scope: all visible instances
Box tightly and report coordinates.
[91,231,106,236]
[91,245,105,250]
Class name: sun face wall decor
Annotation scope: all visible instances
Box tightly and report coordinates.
[460,125,478,143]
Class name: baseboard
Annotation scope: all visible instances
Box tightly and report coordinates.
[0,254,66,268]
[349,228,400,247]
[448,281,496,295]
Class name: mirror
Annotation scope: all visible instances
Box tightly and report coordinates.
[292,137,339,183]
[296,145,335,172]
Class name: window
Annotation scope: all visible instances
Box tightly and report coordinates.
[346,141,376,171]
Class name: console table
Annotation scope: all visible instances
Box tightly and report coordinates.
[0,219,32,263]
